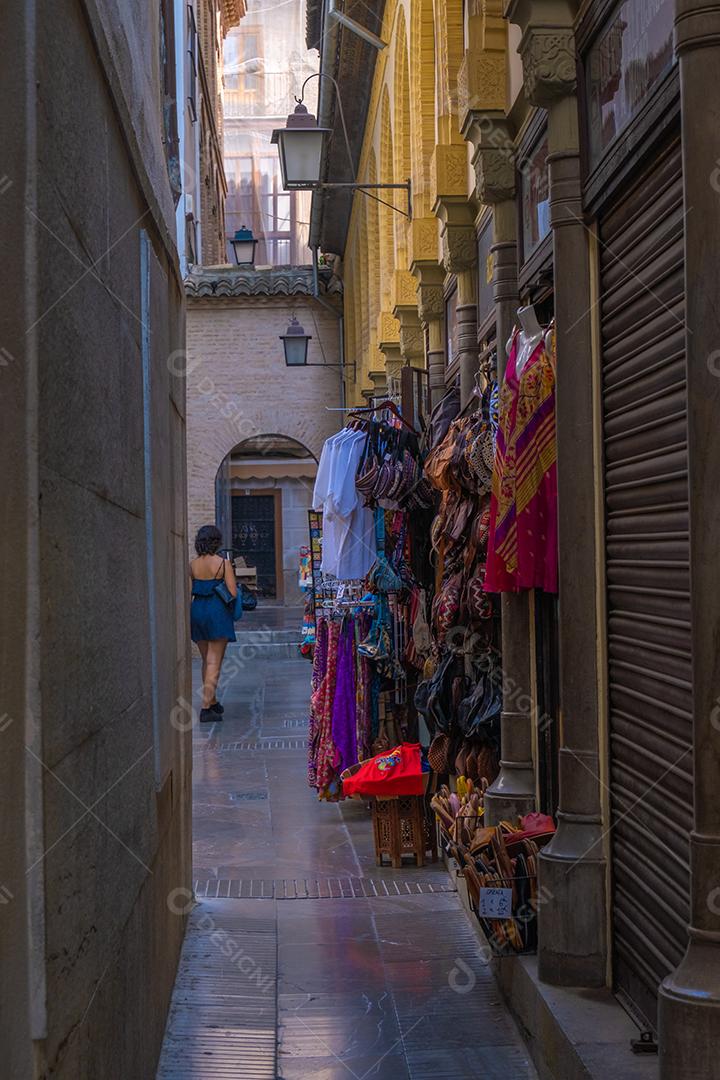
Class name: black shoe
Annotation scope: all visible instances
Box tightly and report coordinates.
[199,708,221,723]
[209,701,224,715]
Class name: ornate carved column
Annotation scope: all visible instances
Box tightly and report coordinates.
[434,167,479,411]
[413,262,445,408]
[457,0,513,370]
[658,0,720,1071]
[406,218,442,405]
[397,311,424,369]
[375,310,399,395]
[507,0,607,986]
[457,270,478,408]
[392,270,425,375]
[367,365,389,401]
[431,144,479,404]
[462,96,536,823]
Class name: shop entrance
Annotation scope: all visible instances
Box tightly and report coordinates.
[231,491,282,600]
[213,434,318,607]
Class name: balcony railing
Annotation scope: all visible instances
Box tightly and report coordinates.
[223,73,295,119]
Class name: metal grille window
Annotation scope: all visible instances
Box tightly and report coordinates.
[232,494,279,600]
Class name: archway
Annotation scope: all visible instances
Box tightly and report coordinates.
[215,434,318,605]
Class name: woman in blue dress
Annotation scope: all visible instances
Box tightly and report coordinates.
[190,525,237,723]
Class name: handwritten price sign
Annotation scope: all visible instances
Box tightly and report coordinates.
[479,887,513,919]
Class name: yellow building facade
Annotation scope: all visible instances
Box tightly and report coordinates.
[342,0,514,410]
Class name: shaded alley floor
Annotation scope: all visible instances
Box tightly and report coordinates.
[157,616,538,1079]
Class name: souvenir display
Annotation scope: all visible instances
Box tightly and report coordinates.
[303,378,556,944]
[413,376,502,785]
[304,402,433,799]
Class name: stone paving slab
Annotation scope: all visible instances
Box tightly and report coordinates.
[157,653,537,1079]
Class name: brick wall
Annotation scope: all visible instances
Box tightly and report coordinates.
[186,295,343,577]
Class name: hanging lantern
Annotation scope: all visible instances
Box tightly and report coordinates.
[229,226,258,266]
[271,102,331,190]
[280,315,312,366]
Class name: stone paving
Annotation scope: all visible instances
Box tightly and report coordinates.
[157,615,538,1079]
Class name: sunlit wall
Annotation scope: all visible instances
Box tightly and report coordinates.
[223,0,318,266]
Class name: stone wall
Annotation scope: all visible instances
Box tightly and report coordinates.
[186,294,342,566]
[1,1,191,1076]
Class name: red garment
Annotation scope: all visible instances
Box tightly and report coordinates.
[485,331,558,593]
[342,743,424,797]
[313,619,341,790]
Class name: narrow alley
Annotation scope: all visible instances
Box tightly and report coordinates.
[156,617,538,1079]
[7,0,720,1075]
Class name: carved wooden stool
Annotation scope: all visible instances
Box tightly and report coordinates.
[371,795,438,869]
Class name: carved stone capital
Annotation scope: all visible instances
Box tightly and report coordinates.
[458,50,507,133]
[367,368,389,397]
[417,282,445,324]
[396,309,425,364]
[390,270,418,312]
[376,310,400,350]
[412,262,445,326]
[463,113,517,204]
[520,26,577,106]
[434,197,477,274]
[408,216,439,267]
[442,225,477,274]
[431,144,469,199]
[473,145,516,204]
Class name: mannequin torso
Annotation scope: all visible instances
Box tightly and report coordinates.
[508,305,544,376]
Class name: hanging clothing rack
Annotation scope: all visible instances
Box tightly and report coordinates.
[325,400,419,434]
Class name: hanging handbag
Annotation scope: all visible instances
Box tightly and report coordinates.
[422,385,461,452]
[213,562,245,621]
[465,566,493,625]
[432,570,464,643]
[425,649,462,734]
[213,579,234,605]
[367,508,403,594]
[410,587,431,656]
[457,655,502,738]
[356,423,380,504]
[466,417,494,495]
[357,597,402,678]
[428,732,451,774]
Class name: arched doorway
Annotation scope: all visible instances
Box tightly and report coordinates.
[215,434,318,604]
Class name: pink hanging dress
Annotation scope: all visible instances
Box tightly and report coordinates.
[484,329,558,593]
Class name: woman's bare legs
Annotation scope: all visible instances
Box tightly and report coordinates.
[197,641,209,704]
[201,639,228,710]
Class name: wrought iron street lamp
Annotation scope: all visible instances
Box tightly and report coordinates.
[229,226,258,266]
[280,313,354,372]
[271,103,332,191]
[271,74,412,218]
[280,316,312,367]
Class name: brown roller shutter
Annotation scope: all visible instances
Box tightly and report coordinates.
[599,136,692,1033]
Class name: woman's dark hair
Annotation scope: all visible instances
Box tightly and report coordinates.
[195,524,222,556]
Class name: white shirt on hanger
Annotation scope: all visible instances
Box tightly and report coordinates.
[313,428,376,580]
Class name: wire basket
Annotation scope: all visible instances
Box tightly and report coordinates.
[446,826,543,956]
